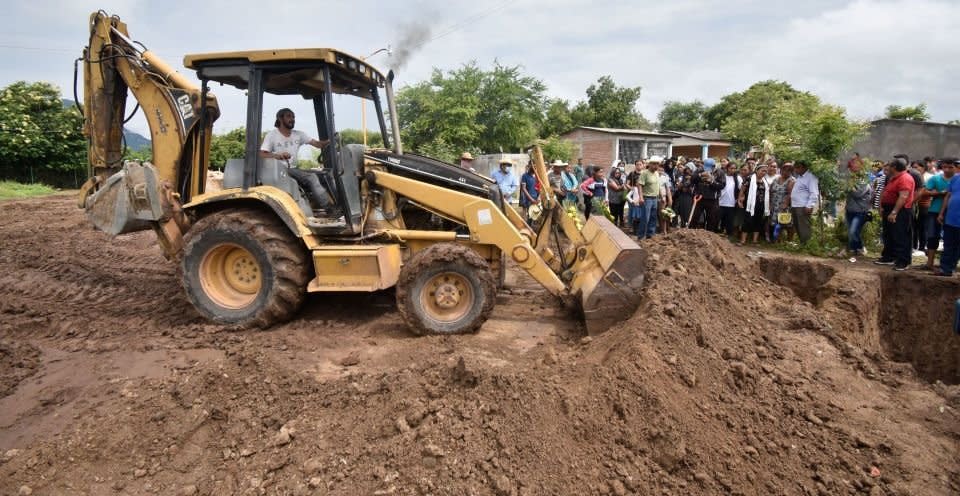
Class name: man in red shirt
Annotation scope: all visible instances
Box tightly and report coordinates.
[875,158,915,270]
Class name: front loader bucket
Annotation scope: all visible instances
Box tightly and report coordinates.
[573,216,646,335]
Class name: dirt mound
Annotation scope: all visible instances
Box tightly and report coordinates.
[0,198,957,495]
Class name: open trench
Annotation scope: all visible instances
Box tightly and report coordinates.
[758,256,960,385]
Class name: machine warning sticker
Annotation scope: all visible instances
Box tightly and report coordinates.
[477,209,492,225]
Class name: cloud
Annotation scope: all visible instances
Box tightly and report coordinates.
[2,0,957,139]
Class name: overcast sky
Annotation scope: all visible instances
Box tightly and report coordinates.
[2,0,957,140]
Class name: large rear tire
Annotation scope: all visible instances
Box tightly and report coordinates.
[396,243,496,335]
[180,208,309,328]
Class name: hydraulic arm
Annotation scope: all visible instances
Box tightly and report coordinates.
[80,11,219,254]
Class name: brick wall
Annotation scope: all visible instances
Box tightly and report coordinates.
[580,139,614,166]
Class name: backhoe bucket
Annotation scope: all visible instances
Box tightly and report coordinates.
[573,216,646,335]
[84,162,164,235]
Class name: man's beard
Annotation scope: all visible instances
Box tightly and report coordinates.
[283,121,295,130]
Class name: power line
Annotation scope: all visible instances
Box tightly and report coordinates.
[412,0,517,51]
[0,44,75,53]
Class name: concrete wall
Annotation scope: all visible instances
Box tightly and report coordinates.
[847,119,960,162]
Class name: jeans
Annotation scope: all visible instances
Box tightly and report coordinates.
[941,224,960,275]
[846,211,867,251]
[634,197,659,239]
[288,167,331,208]
[645,198,659,238]
[925,212,943,250]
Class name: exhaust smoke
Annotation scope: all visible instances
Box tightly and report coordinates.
[389,21,431,72]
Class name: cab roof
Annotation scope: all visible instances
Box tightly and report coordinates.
[183,48,386,99]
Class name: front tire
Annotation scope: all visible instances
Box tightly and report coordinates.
[396,244,496,335]
[180,208,309,328]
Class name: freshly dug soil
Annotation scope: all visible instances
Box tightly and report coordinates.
[0,194,957,495]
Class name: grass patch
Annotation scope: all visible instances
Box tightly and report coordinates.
[0,181,58,200]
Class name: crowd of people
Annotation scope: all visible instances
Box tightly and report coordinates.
[482,152,960,278]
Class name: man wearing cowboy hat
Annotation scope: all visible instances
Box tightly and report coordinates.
[491,158,519,204]
[547,159,567,205]
[459,152,477,172]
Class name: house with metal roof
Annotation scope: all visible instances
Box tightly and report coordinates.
[561,126,676,166]
[561,126,732,165]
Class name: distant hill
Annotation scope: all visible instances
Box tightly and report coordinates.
[123,129,151,151]
[62,99,151,151]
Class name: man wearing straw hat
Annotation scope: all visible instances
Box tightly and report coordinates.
[459,152,477,172]
[547,159,567,204]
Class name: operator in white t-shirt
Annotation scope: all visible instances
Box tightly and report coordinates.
[259,108,333,211]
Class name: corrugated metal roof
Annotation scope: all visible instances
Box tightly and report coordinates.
[575,126,676,138]
[664,130,730,142]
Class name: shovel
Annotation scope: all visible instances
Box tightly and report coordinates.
[687,194,702,227]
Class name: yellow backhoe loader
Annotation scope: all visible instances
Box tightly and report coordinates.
[78,11,645,335]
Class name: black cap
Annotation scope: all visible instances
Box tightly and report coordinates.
[940,157,960,165]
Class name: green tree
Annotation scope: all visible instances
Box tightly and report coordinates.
[884,103,930,121]
[713,80,816,147]
[339,128,384,148]
[540,99,574,137]
[538,135,578,163]
[476,63,546,152]
[0,81,85,187]
[658,100,708,131]
[415,136,461,164]
[124,146,152,162]
[947,119,960,125]
[208,127,247,171]
[703,99,731,132]
[396,61,546,155]
[570,76,652,130]
[396,64,483,155]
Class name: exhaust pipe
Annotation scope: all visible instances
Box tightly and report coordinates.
[385,70,403,155]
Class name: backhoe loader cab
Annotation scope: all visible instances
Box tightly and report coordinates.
[184,48,393,233]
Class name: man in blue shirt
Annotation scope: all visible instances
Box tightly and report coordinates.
[923,160,953,270]
[491,159,519,204]
[935,158,960,276]
[790,161,820,244]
